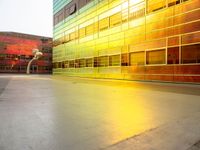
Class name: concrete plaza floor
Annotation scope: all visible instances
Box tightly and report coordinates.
[0,74,200,150]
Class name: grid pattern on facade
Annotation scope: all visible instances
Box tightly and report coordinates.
[53,0,200,82]
[0,32,52,74]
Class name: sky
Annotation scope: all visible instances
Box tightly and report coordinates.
[0,0,53,37]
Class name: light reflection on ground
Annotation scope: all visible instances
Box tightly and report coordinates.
[0,75,200,150]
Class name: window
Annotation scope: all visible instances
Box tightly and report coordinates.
[129,2,145,20]
[0,65,5,70]
[0,54,6,60]
[94,22,99,33]
[64,7,69,18]
[25,55,32,61]
[54,14,59,25]
[54,9,65,25]
[20,66,26,71]
[45,66,50,71]
[63,61,69,68]
[79,28,86,38]
[58,11,64,22]
[86,58,93,67]
[69,31,78,41]
[130,51,145,65]
[58,62,62,68]
[20,55,26,60]
[0,42,6,49]
[42,47,52,53]
[79,0,87,9]
[168,0,180,7]
[53,39,59,46]
[69,4,76,15]
[99,56,108,67]
[99,18,109,31]
[147,0,166,13]
[41,38,48,43]
[86,24,94,35]
[79,59,85,68]
[53,63,57,69]
[53,62,60,69]
[86,0,92,3]
[181,44,200,64]
[94,57,98,67]
[38,66,44,71]
[121,53,129,66]
[121,1,129,22]
[122,9,128,22]
[146,49,166,65]
[129,0,144,6]
[75,59,80,68]
[110,12,121,27]
[167,47,179,64]
[109,55,120,66]
[64,34,70,43]
[59,37,64,44]
[61,62,64,69]
[69,60,75,68]
[60,36,65,44]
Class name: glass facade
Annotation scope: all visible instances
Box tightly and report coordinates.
[53,0,200,83]
[0,32,52,74]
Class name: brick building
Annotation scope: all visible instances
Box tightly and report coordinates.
[0,32,52,74]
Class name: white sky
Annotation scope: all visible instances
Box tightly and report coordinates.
[0,0,53,37]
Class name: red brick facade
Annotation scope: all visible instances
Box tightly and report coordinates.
[0,32,52,74]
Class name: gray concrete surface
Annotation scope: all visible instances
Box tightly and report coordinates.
[0,74,200,150]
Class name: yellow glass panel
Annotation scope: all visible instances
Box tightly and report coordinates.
[146,49,166,64]
[79,28,86,38]
[86,24,94,35]
[130,51,145,65]
[110,12,122,27]
[129,2,145,20]
[99,18,109,31]
[94,22,99,33]
[129,0,144,6]
[109,55,120,66]
[99,56,109,67]
[86,58,93,67]
[148,0,166,12]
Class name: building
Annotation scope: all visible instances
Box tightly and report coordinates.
[0,32,52,74]
[53,0,200,83]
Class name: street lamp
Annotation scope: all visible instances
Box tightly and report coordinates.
[26,49,43,74]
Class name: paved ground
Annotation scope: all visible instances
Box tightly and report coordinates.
[0,74,200,150]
